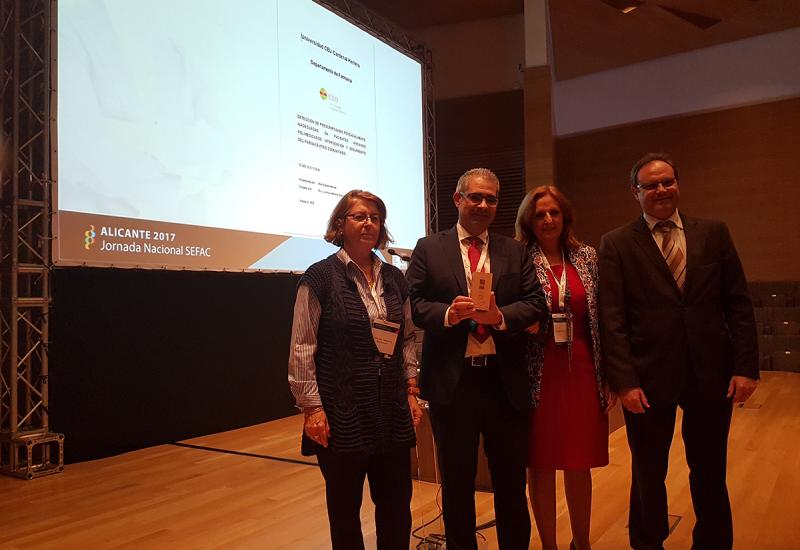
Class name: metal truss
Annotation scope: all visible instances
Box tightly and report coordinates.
[419,47,437,234]
[316,0,438,234]
[0,0,62,479]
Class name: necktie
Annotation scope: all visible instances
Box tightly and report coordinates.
[655,221,686,291]
[466,237,490,342]
[467,236,482,273]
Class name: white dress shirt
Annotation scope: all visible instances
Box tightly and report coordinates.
[644,209,687,258]
[444,223,506,356]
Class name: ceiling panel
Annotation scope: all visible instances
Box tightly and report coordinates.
[349,0,799,81]
[354,0,524,29]
[549,0,800,80]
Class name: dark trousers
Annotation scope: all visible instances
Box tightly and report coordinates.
[316,446,412,550]
[428,366,530,550]
[624,386,733,550]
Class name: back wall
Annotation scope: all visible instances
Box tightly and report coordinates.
[554,96,800,281]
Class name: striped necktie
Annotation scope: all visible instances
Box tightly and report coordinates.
[655,220,686,291]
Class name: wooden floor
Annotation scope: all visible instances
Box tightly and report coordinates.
[2,371,799,550]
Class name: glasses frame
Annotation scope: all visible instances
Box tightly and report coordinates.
[459,191,499,206]
[636,178,677,192]
[345,212,382,224]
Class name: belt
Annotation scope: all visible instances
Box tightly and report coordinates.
[465,355,492,367]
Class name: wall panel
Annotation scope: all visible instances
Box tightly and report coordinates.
[435,90,525,235]
[524,65,554,190]
[554,97,800,281]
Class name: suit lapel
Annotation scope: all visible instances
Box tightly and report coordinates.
[488,232,506,291]
[631,216,681,295]
[441,228,468,295]
[681,214,700,294]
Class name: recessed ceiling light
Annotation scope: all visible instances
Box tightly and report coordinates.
[598,0,644,15]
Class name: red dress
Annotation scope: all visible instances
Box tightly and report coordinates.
[528,262,609,470]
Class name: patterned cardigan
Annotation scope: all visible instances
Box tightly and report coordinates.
[527,242,606,409]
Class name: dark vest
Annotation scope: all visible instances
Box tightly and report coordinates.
[299,255,415,455]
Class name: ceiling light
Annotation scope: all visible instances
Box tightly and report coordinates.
[598,0,644,15]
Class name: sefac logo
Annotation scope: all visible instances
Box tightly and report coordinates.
[84,224,96,250]
[319,87,328,100]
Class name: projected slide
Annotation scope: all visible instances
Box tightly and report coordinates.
[56,0,425,271]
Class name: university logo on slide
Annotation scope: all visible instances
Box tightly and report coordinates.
[319,87,328,100]
[83,224,96,250]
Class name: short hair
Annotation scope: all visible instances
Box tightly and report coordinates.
[324,189,393,249]
[630,152,680,188]
[455,168,500,195]
[514,185,580,251]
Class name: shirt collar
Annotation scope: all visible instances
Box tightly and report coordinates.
[643,209,683,232]
[456,223,489,245]
[336,248,381,275]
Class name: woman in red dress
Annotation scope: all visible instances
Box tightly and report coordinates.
[515,186,616,550]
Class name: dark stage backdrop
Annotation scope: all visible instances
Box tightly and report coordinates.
[50,267,300,463]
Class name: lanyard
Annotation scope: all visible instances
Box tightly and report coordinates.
[541,249,567,310]
[541,248,573,368]
[368,282,386,319]
[354,261,386,319]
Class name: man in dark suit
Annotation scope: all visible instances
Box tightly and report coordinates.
[599,153,759,550]
[406,168,547,550]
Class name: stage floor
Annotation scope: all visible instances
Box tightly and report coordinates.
[1,371,798,549]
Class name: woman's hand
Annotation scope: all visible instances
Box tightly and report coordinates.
[603,383,618,414]
[525,321,541,334]
[303,407,330,447]
[408,394,423,427]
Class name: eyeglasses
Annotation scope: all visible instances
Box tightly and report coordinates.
[460,192,499,206]
[345,212,381,224]
[636,178,677,192]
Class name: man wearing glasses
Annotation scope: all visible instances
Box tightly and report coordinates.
[406,168,547,549]
[599,152,759,550]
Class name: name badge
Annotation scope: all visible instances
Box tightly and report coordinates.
[470,271,493,311]
[552,312,572,344]
[372,319,401,357]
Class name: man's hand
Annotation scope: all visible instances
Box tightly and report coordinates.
[727,375,759,404]
[603,383,618,413]
[525,321,540,334]
[619,387,650,414]
[472,293,503,326]
[447,295,475,325]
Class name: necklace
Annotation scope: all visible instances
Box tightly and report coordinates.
[356,261,375,286]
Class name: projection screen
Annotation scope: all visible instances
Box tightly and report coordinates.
[55,0,426,271]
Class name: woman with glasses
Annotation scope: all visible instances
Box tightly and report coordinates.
[288,189,422,550]
[515,186,616,550]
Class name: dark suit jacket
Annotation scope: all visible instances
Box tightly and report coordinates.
[406,227,547,411]
[598,214,759,405]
